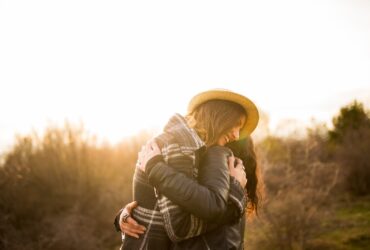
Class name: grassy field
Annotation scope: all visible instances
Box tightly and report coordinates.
[244,196,370,250]
[311,196,370,250]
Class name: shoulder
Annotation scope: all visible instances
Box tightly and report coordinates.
[201,146,233,167]
[205,145,233,157]
[154,132,191,161]
[154,132,177,149]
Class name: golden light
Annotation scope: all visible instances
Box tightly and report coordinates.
[0,0,369,150]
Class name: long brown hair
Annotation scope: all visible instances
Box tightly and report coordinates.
[186,100,246,146]
[226,136,262,216]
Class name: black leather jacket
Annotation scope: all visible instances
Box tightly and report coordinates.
[146,146,246,249]
[115,146,246,249]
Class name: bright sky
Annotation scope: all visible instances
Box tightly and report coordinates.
[1,0,369,151]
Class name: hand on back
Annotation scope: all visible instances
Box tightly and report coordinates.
[228,155,247,188]
[119,201,146,238]
[136,140,161,172]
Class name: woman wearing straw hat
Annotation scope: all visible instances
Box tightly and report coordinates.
[114,89,260,249]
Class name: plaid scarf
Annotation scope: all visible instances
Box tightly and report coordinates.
[123,113,207,249]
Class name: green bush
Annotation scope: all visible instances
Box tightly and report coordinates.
[329,101,370,195]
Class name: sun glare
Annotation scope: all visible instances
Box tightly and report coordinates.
[0,0,369,150]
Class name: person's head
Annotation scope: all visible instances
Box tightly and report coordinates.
[187,100,246,146]
[186,89,259,146]
[226,137,262,216]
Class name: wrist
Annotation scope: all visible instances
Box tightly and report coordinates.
[229,176,247,215]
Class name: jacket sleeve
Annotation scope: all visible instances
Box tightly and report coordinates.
[145,146,246,241]
[113,208,124,232]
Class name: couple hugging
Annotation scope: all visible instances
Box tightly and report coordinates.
[115,89,261,250]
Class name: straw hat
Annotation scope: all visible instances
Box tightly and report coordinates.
[187,89,259,137]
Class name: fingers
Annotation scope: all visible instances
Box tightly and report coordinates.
[123,230,139,239]
[235,157,243,165]
[136,140,161,172]
[234,158,245,172]
[229,159,247,188]
[137,144,150,171]
[126,217,146,231]
[234,162,244,171]
[141,140,160,155]
[228,155,235,171]
[147,139,155,149]
[126,201,138,212]
[235,164,247,178]
[121,201,137,223]
[119,211,146,239]
[120,220,146,238]
[231,165,243,176]
[145,141,160,156]
[136,149,144,170]
[150,141,161,154]
[144,142,160,160]
[145,142,151,151]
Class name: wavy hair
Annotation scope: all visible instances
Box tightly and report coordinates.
[186,100,246,146]
[226,136,262,216]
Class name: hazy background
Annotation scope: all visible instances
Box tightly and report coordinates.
[1,0,369,151]
[1,1,370,250]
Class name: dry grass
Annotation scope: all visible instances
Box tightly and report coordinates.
[0,123,151,250]
[1,101,369,250]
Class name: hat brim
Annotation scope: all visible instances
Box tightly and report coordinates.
[187,89,259,138]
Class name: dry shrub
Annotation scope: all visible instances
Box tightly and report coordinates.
[0,123,151,250]
[246,136,339,250]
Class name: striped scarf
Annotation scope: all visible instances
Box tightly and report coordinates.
[124,113,207,249]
